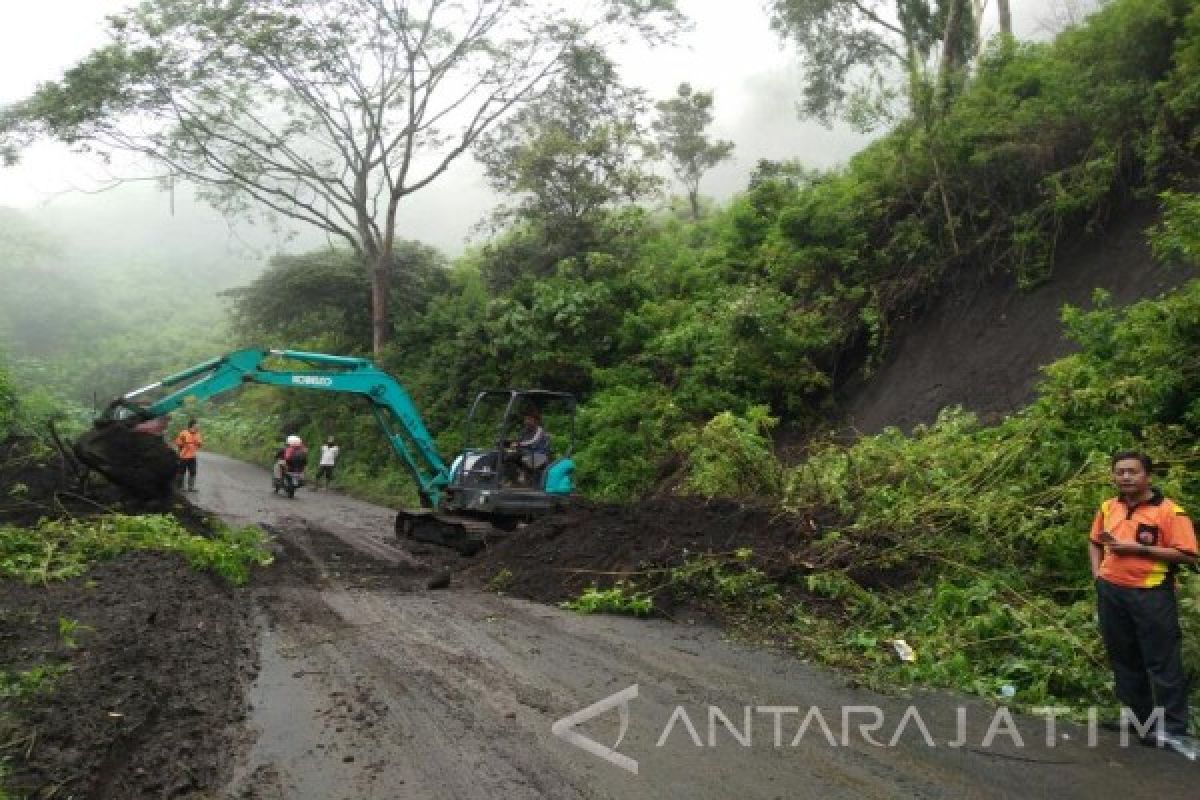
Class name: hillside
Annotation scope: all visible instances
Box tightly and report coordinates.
[842,202,1197,433]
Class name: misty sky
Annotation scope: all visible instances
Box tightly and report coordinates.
[0,0,1087,256]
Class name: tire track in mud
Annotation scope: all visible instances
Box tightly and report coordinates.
[228,524,597,800]
[200,455,1199,800]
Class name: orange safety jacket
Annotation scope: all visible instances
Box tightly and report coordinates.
[174,429,203,461]
[1090,490,1197,588]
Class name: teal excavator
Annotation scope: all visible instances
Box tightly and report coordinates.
[74,348,576,555]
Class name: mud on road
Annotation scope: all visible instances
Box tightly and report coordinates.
[193,454,1197,800]
[5,452,1198,798]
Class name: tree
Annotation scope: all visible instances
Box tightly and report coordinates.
[765,0,983,129]
[222,243,447,351]
[652,83,734,220]
[996,0,1013,35]
[2,0,679,356]
[1034,0,1108,35]
[767,1,993,254]
[474,45,660,287]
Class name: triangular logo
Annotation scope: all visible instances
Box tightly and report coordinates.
[551,684,639,774]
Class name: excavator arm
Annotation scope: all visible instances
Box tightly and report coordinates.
[104,348,452,507]
[80,347,575,555]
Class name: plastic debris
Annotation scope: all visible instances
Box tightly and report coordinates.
[889,639,917,662]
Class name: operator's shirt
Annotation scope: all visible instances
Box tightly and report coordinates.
[175,430,203,461]
[1090,490,1197,588]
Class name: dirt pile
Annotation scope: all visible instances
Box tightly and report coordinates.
[465,497,821,609]
[0,550,252,798]
[1,434,253,798]
[0,434,174,526]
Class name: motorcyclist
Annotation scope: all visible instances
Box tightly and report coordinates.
[278,435,308,493]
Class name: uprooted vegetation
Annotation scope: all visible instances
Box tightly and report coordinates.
[0,387,273,797]
[478,275,1200,722]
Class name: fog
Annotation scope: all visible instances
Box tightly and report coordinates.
[0,0,1101,263]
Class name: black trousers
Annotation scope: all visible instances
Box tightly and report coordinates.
[1096,578,1190,735]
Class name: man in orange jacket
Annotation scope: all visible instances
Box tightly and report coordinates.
[174,418,203,492]
[1090,450,1197,757]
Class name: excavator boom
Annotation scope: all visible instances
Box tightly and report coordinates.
[75,348,575,554]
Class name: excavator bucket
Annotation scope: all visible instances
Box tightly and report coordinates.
[74,422,179,499]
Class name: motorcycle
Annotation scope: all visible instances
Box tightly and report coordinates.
[272,460,306,498]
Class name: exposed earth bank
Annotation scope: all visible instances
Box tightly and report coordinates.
[840,204,1196,433]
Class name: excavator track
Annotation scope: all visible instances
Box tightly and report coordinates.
[395,510,510,556]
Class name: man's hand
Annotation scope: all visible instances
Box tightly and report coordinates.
[1106,541,1145,556]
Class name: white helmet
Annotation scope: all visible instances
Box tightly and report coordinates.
[286,435,302,446]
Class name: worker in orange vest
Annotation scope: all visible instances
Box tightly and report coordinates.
[1090,450,1198,757]
[174,418,204,492]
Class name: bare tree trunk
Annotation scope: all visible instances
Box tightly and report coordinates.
[931,149,961,256]
[997,0,1013,35]
[938,0,969,108]
[688,189,700,221]
[969,0,986,55]
[939,0,965,78]
[370,253,390,357]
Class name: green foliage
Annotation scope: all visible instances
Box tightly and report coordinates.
[0,359,17,442]
[783,280,1200,709]
[486,568,514,593]
[0,664,71,701]
[767,0,978,128]
[185,0,1200,510]
[476,44,660,290]
[0,206,238,409]
[0,514,272,586]
[574,380,684,500]
[56,617,90,650]
[223,244,448,352]
[672,406,782,499]
[562,583,654,617]
[1150,190,1200,264]
[668,548,782,611]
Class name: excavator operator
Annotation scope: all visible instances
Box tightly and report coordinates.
[505,411,550,486]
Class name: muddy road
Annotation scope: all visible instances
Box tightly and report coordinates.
[192,454,1196,799]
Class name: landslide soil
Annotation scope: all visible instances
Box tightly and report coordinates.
[462,497,833,617]
[0,436,254,799]
[4,451,1198,798]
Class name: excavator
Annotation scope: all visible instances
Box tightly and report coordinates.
[73,348,576,555]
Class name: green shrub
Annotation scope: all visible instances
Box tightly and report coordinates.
[672,406,782,499]
[782,280,1200,712]
[668,548,782,611]
[562,584,653,616]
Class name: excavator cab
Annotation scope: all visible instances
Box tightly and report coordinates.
[440,389,576,520]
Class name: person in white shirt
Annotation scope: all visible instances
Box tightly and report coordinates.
[315,436,340,489]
